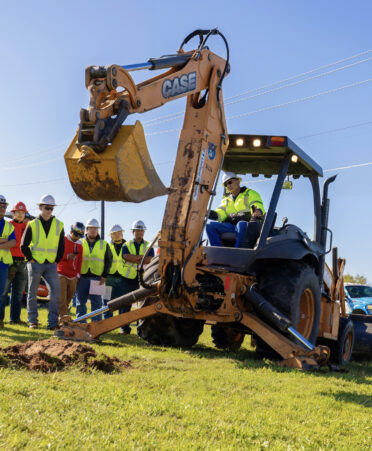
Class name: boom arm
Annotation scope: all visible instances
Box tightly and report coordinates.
[67,29,230,293]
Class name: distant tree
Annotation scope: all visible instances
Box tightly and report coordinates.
[344,273,367,284]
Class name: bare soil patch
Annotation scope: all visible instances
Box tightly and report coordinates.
[0,338,131,373]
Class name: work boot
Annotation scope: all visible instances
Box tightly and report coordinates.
[119,326,131,335]
[0,320,4,328]
[29,323,39,329]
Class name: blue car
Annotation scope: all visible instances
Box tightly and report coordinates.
[344,284,372,315]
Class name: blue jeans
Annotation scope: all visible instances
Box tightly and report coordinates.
[27,262,60,327]
[206,221,249,248]
[76,276,103,322]
[0,268,8,321]
[104,275,128,319]
[119,277,139,333]
[0,261,27,322]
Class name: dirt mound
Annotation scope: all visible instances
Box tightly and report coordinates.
[0,339,131,373]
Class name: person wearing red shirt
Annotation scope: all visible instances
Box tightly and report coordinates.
[0,201,27,325]
[57,222,84,319]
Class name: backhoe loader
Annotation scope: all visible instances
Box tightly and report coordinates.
[58,29,359,369]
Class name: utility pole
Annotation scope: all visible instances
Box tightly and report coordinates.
[101,201,105,239]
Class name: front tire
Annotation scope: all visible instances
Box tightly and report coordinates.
[137,297,204,347]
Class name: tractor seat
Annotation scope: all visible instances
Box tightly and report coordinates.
[220,232,236,241]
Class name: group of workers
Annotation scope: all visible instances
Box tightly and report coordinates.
[0,171,264,331]
[0,193,153,333]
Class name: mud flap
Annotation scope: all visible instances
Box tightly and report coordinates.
[64,120,168,202]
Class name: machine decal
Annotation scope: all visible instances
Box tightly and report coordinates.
[208,142,216,160]
[162,71,197,98]
[193,149,206,201]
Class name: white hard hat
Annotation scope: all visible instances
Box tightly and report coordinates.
[0,195,8,206]
[37,194,57,206]
[109,224,124,234]
[221,172,241,186]
[132,220,146,231]
[86,218,100,228]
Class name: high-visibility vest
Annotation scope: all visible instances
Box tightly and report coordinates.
[216,188,265,222]
[108,242,125,276]
[29,218,64,264]
[81,238,107,276]
[0,221,14,265]
[123,240,149,279]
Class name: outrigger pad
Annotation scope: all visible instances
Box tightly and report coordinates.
[64,121,168,202]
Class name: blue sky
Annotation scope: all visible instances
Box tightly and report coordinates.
[0,1,371,281]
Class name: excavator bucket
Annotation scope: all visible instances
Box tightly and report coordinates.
[64,121,168,202]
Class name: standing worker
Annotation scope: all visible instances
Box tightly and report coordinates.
[57,222,84,319]
[0,195,16,328]
[76,218,112,322]
[119,220,154,334]
[104,224,126,319]
[206,172,265,248]
[0,202,28,325]
[21,194,64,329]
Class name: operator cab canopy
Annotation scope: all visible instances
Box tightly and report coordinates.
[223,135,323,178]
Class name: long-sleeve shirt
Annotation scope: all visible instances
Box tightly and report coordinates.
[21,215,65,263]
[57,235,83,279]
[10,219,26,259]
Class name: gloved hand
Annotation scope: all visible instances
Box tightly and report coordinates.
[226,212,251,225]
[208,210,218,220]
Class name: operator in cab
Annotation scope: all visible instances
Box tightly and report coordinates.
[206,172,265,248]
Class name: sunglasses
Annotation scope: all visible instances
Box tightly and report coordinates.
[0,205,6,209]
[43,206,54,211]
[224,179,235,187]
[72,229,84,237]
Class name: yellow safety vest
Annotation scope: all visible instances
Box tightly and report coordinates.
[81,238,107,276]
[216,188,265,222]
[108,242,125,276]
[0,221,14,265]
[123,240,149,279]
[29,217,64,264]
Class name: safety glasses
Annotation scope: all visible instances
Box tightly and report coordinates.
[72,229,84,237]
[43,206,54,211]
[224,179,235,187]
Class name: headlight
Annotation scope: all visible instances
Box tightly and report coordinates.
[367,305,372,312]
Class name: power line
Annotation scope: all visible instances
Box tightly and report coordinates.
[3,142,68,164]
[0,156,61,171]
[142,49,372,127]
[227,77,372,121]
[0,177,67,188]
[144,78,372,137]
[225,56,372,108]
[295,120,372,140]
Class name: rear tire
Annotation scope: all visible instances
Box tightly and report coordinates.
[255,261,321,358]
[211,325,245,351]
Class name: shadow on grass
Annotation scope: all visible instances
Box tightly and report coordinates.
[2,321,370,380]
[321,390,372,407]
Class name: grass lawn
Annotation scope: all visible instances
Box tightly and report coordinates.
[0,304,371,450]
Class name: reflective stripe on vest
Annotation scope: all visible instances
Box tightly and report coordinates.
[216,188,265,222]
[108,242,125,276]
[0,221,14,265]
[29,218,63,264]
[81,239,107,276]
[123,240,148,279]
